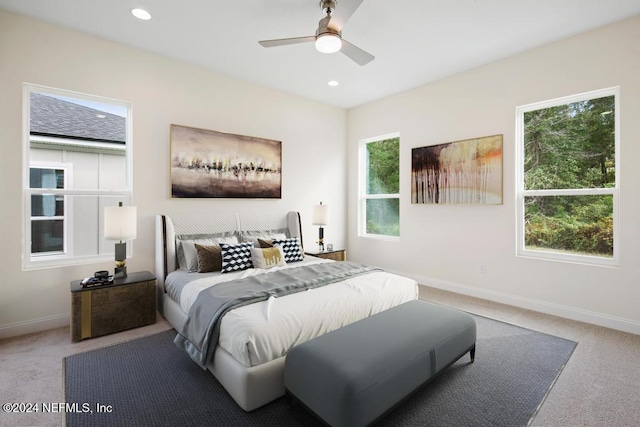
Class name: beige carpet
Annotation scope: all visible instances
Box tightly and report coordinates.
[1,285,639,427]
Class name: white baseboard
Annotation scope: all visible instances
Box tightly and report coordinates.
[0,313,70,340]
[400,271,640,336]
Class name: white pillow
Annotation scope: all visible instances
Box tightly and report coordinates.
[179,235,238,271]
[241,232,288,247]
[250,246,286,269]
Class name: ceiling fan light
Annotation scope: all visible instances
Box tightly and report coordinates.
[315,33,342,53]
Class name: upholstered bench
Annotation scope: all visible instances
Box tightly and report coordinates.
[284,299,476,427]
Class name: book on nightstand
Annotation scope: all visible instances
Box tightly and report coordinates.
[80,276,114,288]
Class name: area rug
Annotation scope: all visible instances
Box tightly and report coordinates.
[64,314,576,427]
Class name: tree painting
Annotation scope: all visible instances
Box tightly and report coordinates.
[411,135,503,204]
[170,124,281,198]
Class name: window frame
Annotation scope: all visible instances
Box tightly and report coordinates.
[515,87,620,266]
[23,83,133,270]
[29,162,72,259]
[358,132,401,241]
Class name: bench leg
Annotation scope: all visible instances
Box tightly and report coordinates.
[284,389,294,409]
[470,344,476,363]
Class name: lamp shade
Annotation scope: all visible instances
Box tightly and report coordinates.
[104,204,137,240]
[312,203,328,226]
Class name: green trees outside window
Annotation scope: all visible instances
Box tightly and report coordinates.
[361,136,400,237]
[520,90,617,260]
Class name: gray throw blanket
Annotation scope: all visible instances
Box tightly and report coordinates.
[174,261,381,368]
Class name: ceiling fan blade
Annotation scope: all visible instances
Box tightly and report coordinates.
[259,36,316,48]
[328,0,365,31]
[341,39,374,66]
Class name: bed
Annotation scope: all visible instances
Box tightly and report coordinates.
[155,211,418,411]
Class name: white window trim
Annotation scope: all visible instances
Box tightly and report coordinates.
[358,132,400,241]
[515,87,620,267]
[23,83,134,270]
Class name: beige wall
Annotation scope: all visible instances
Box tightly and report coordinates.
[0,10,347,337]
[2,9,638,338]
[347,15,640,333]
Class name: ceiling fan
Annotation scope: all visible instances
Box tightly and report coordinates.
[258,0,374,66]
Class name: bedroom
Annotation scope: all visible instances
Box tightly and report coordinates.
[1,1,639,426]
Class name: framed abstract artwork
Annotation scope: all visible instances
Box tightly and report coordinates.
[170,124,282,198]
[411,134,503,204]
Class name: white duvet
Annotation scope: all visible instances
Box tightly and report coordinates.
[178,258,419,367]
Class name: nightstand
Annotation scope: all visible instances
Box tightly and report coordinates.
[70,271,156,342]
[305,248,347,261]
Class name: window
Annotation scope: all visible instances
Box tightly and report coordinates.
[516,87,619,265]
[359,134,400,239]
[30,164,68,255]
[24,84,132,268]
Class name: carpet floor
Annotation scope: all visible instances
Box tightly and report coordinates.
[64,314,576,426]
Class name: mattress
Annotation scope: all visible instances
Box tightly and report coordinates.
[165,257,418,367]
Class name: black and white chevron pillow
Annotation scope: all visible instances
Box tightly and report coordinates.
[220,242,254,273]
[273,237,304,263]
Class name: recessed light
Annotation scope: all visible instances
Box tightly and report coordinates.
[96,114,106,119]
[328,80,339,87]
[131,8,151,20]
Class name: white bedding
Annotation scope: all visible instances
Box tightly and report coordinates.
[176,257,328,314]
[167,258,418,367]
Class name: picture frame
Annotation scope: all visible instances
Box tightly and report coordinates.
[170,124,282,199]
[411,134,503,204]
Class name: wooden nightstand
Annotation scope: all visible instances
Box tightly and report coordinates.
[305,249,347,261]
[70,271,156,342]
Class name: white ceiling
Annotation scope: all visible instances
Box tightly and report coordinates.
[2,0,640,109]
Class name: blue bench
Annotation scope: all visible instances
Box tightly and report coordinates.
[284,299,476,426]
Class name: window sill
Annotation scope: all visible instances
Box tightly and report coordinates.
[23,254,115,271]
[359,233,400,242]
[517,249,619,268]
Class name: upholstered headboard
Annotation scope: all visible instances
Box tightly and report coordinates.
[154,211,303,306]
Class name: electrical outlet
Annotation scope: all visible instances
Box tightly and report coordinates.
[479,264,486,273]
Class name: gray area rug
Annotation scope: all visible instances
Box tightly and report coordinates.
[64,314,576,426]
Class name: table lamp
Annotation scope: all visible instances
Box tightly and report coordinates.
[104,202,137,278]
[312,202,328,252]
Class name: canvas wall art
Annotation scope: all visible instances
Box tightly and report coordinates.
[411,134,503,204]
[170,124,282,198]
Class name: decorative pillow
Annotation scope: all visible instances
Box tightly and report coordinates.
[250,246,286,269]
[177,234,238,271]
[258,238,274,248]
[220,242,254,273]
[195,244,222,273]
[272,237,304,263]
[240,231,288,248]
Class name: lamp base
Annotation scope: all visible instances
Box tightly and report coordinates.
[318,226,325,252]
[114,241,127,279]
[114,266,127,279]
